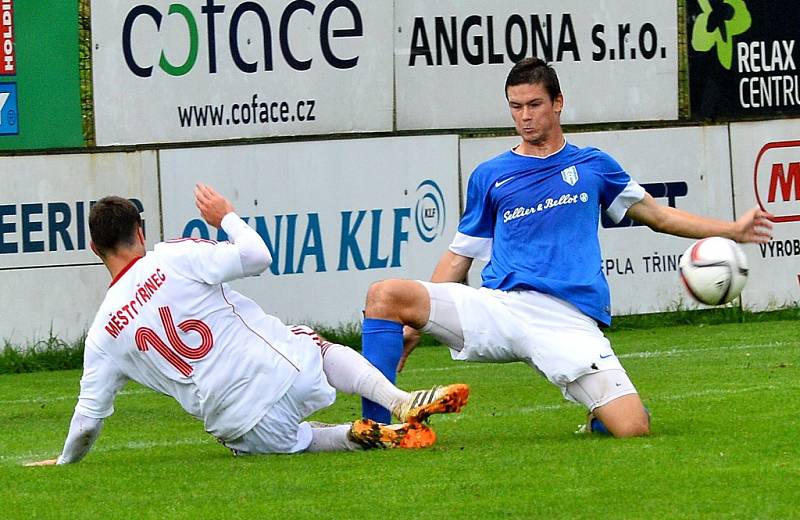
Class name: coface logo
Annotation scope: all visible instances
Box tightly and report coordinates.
[754,140,800,222]
[122,0,364,78]
[0,0,13,76]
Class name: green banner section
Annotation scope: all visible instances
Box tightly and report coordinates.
[0,0,83,150]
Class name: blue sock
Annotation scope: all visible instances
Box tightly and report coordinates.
[590,417,610,435]
[361,318,403,423]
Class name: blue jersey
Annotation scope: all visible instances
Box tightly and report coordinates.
[450,141,645,326]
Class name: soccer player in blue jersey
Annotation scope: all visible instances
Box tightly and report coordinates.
[359,57,774,437]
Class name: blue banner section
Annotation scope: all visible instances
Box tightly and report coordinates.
[0,82,18,135]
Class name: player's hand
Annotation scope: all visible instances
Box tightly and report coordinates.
[194,183,235,229]
[733,206,774,244]
[397,326,421,373]
[24,458,58,467]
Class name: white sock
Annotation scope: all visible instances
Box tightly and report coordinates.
[305,424,361,452]
[322,343,409,413]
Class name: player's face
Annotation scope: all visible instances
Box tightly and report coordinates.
[506,82,563,146]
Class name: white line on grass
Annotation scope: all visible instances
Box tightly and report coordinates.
[407,341,794,373]
[617,341,792,360]
[1,341,792,405]
[5,383,798,465]
[0,388,154,406]
[5,437,214,466]
[473,382,800,417]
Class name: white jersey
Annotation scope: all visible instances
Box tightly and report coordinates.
[78,213,316,441]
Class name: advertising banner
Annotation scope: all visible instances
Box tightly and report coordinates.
[730,118,800,310]
[0,151,160,344]
[688,0,800,119]
[1,0,15,76]
[396,0,678,130]
[159,135,459,325]
[0,0,83,150]
[91,0,394,146]
[459,126,735,316]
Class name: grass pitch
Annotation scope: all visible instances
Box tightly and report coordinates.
[1,319,798,519]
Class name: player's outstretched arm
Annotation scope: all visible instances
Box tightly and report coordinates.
[194,183,234,228]
[56,412,104,464]
[193,183,272,278]
[26,412,104,466]
[24,458,59,466]
[626,193,773,244]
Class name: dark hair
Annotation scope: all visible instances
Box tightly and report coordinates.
[505,57,561,100]
[89,196,142,257]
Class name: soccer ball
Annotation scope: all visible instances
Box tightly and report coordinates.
[679,237,749,306]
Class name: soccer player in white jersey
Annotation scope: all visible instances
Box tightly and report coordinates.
[359,57,774,436]
[28,185,469,466]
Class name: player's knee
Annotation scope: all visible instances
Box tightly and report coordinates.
[610,410,650,438]
[365,280,404,318]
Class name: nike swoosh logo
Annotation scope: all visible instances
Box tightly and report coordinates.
[494,177,516,188]
[599,353,614,359]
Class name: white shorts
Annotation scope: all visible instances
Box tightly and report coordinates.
[419,282,635,407]
[223,334,336,455]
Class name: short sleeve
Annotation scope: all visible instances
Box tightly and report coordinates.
[594,152,646,224]
[604,179,646,223]
[449,169,494,261]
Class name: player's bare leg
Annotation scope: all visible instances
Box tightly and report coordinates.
[590,394,650,437]
[360,279,438,422]
[364,279,432,328]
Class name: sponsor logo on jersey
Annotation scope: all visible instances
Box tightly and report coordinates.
[494,176,515,189]
[561,165,578,186]
[502,192,588,223]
